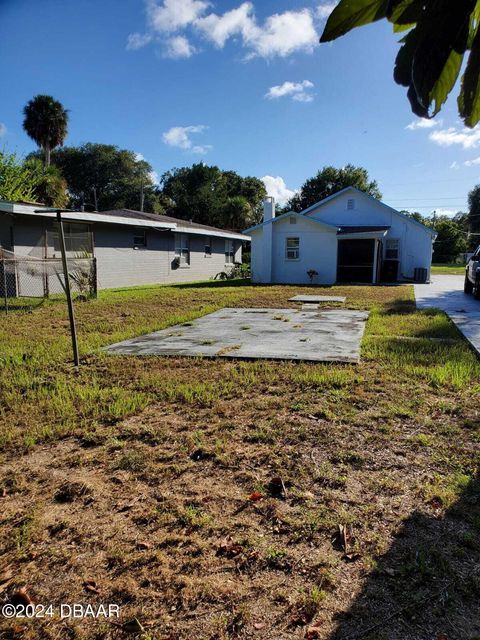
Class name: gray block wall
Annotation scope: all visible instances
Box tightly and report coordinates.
[93,226,242,290]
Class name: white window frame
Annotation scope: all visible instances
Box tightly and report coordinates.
[385,238,400,260]
[225,239,235,264]
[286,237,300,261]
[204,236,212,257]
[175,233,190,267]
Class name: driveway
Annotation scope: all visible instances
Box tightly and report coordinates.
[415,275,480,355]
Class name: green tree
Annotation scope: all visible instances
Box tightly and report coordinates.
[24,158,68,208]
[0,150,40,202]
[320,1,480,127]
[160,164,266,229]
[23,95,69,166]
[468,185,480,249]
[432,216,467,262]
[37,143,163,212]
[286,164,381,212]
[0,151,67,207]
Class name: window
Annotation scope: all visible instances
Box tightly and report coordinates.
[204,236,212,257]
[385,238,400,260]
[347,198,355,210]
[286,237,300,260]
[225,239,235,264]
[133,229,147,248]
[289,216,297,224]
[175,233,190,266]
[50,223,92,254]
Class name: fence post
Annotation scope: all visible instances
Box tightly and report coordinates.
[92,257,98,299]
[57,211,80,367]
[1,259,7,314]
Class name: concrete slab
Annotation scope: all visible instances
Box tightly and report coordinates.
[289,295,346,303]
[415,275,480,356]
[106,308,369,363]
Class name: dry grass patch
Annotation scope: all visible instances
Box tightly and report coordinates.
[0,281,479,639]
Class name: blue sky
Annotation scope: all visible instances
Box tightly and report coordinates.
[1,0,479,215]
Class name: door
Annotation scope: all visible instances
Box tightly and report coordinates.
[337,239,376,283]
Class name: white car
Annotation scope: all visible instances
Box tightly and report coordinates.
[464,246,480,299]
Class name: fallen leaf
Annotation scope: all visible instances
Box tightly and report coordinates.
[305,625,322,639]
[216,537,244,558]
[253,622,266,630]
[83,580,100,595]
[249,491,264,502]
[136,541,152,551]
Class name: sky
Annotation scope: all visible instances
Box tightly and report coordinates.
[1,0,479,216]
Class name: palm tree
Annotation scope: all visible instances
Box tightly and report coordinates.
[22,95,69,167]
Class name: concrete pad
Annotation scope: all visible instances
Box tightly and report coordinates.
[289,295,346,303]
[106,308,369,363]
[415,275,480,357]
[302,303,319,311]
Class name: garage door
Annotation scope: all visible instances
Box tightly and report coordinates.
[337,239,375,283]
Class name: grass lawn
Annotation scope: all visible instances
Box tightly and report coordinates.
[431,263,466,275]
[0,281,479,640]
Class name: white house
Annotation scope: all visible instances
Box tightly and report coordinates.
[244,187,437,285]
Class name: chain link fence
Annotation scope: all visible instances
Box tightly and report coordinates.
[0,249,97,313]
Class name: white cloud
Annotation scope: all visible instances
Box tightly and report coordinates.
[316,3,336,19]
[195,2,254,48]
[165,35,196,58]
[266,80,314,102]
[429,125,480,149]
[129,0,319,60]
[244,9,318,59]
[147,0,210,32]
[149,170,159,184]
[126,32,153,50]
[450,160,460,170]
[464,156,480,166]
[162,125,211,153]
[261,175,296,205]
[0,123,6,138]
[405,118,441,130]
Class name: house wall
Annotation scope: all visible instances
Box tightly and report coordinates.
[306,191,435,280]
[2,215,243,293]
[93,225,242,290]
[250,216,337,285]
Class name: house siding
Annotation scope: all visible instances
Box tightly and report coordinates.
[92,226,242,290]
[1,214,244,292]
[251,216,337,284]
[306,191,434,280]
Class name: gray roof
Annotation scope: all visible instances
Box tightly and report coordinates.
[100,209,241,235]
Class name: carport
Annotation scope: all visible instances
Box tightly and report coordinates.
[336,226,389,284]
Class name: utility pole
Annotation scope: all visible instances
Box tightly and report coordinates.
[432,210,437,229]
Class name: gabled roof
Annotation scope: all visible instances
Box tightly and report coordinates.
[243,187,437,237]
[301,187,437,237]
[243,210,338,234]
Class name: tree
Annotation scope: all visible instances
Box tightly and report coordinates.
[24,158,69,208]
[285,164,381,212]
[0,151,67,207]
[38,143,163,212]
[468,185,480,249]
[432,216,467,262]
[320,1,480,127]
[0,151,40,203]
[160,164,266,229]
[23,95,69,166]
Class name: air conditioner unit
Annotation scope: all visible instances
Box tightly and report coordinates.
[414,267,428,283]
